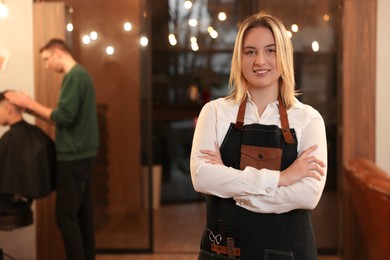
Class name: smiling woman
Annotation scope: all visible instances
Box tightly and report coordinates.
[190,12,327,260]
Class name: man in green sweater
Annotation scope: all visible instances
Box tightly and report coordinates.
[6,39,99,260]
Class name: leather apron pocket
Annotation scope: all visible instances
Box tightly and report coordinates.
[240,145,282,170]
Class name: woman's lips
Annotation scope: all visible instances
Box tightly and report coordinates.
[253,68,270,76]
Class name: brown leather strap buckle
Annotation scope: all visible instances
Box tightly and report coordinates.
[210,243,241,257]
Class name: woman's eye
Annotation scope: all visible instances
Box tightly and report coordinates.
[245,50,256,55]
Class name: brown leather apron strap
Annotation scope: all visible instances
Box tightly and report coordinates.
[278,96,295,144]
[234,98,247,130]
[234,95,295,144]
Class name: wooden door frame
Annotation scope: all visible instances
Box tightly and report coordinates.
[341,0,376,259]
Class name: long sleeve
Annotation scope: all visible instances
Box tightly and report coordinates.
[190,97,327,214]
[233,108,328,213]
[50,68,82,126]
[49,64,99,160]
[190,99,281,198]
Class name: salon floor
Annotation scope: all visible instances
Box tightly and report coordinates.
[96,191,342,260]
[97,255,341,260]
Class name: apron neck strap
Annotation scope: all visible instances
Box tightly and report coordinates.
[234,98,247,130]
[234,95,295,144]
[278,96,295,144]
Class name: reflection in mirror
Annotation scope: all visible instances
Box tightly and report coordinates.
[62,0,153,253]
[152,0,240,201]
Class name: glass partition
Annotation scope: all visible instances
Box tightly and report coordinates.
[151,0,240,204]
[150,0,341,255]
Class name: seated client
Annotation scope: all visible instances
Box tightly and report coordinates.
[0,90,56,218]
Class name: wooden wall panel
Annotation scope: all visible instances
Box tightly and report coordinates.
[63,0,143,213]
[34,0,145,256]
[33,2,66,260]
[35,0,145,256]
[342,0,376,161]
[342,0,376,259]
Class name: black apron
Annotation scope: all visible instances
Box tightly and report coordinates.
[199,97,317,260]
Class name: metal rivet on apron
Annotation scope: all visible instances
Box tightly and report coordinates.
[258,154,264,159]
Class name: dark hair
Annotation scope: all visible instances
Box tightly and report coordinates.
[0,90,8,102]
[39,38,72,54]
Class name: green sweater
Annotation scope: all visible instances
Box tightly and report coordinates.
[50,64,99,161]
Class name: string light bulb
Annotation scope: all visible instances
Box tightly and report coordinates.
[312,41,319,52]
[0,0,9,19]
[291,24,299,33]
[168,34,177,46]
[184,1,192,10]
[140,36,149,47]
[124,22,132,32]
[66,23,74,32]
[218,12,226,21]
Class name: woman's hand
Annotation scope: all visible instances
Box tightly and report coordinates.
[199,142,224,165]
[279,144,325,187]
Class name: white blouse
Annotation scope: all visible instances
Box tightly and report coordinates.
[190,96,327,214]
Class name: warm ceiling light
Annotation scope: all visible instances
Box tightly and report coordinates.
[124,22,132,32]
[140,36,149,47]
[312,41,319,52]
[90,31,98,41]
[209,29,218,39]
[191,41,199,51]
[82,35,91,45]
[106,46,114,55]
[323,14,330,22]
[184,0,192,10]
[0,0,9,19]
[168,34,177,46]
[291,24,299,33]
[66,23,73,32]
[188,19,198,27]
[218,12,227,21]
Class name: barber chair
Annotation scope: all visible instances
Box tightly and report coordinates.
[0,195,33,260]
[344,158,390,260]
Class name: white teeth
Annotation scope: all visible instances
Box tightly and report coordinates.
[253,69,269,75]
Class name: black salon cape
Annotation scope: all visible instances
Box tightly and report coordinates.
[0,120,56,198]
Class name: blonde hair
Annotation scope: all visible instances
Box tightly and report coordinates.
[228,12,297,108]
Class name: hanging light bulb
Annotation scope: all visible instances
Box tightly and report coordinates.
[106,46,115,55]
[188,19,198,27]
[168,34,177,46]
[140,36,149,47]
[291,24,299,33]
[82,35,91,45]
[124,22,132,32]
[190,37,198,51]
[66,23,74,32]
[218,12,227,21]
[184,0,192,10]
[0,0,9,19]
[312,41,320,52]
[90,31,98,41]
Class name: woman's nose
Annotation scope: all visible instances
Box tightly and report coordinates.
[254,53,265,65]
